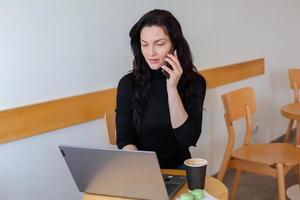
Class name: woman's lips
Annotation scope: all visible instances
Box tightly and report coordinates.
[149,59,160,64]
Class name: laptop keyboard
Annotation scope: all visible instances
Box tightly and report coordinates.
[165,183,179,195]
[163,174,186,198]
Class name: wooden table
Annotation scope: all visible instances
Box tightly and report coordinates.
[83,169,228,200]
[281,102,300,145]
[286,184,300,200]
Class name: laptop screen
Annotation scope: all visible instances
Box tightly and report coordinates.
[59,145,185,200]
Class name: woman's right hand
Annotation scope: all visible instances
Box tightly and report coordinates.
[161,50,183,90]
[122,144,138,151]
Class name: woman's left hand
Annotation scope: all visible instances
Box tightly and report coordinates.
[161,50,183,90]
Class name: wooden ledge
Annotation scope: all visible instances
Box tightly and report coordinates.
[200,58,264,89]
[0,58,264,144]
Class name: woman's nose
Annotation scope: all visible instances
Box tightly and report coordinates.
[149,46,156,56]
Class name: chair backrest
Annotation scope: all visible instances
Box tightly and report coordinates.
[288,68,300,102]
[104,111,116,145]
[222,87,256,145]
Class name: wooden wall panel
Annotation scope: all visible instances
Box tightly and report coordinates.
[0,88,116,144]
[199,58,264,89]
[0,58,264,144]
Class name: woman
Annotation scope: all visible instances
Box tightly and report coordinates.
[116,9,206,169]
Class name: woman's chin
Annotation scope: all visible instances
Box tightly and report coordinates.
[148,64,162,71]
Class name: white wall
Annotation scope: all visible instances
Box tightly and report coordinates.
[1,0,300,199]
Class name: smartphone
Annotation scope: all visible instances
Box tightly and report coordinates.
[161,48,175,79]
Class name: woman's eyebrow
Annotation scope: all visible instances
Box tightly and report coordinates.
[140,38,166,43]
[154,39,166,43]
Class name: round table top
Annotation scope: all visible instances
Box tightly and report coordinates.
[281,103,300,121]
[83,169,228,200]
[286,184,300,200]
[162,169,228,200]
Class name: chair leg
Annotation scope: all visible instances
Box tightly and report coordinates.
[297,121,300,146]
[276,163,286,200]
[217,156,231,181]
[231,169,242,200]
[217,162,228,181]
[298,164,300,185]
[284,119,294,143]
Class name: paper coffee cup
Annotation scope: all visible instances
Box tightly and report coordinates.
[184,158,207,190]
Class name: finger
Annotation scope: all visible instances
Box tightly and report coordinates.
[167,53,180,67]
[165,58,182,75]
[167,52,182,73]
[161,65,175,76]
[164,57,179,73]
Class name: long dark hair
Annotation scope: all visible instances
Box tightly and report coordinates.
[129,9,205,131]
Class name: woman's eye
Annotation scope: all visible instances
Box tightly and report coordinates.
[157,43,165,46]
[141,43,147,47]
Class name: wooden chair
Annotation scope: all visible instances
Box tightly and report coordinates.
[284,68,300,142]
[104,111,116,145]
[217,87,300,200]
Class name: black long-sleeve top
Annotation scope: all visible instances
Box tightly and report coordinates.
[116,69,206,168]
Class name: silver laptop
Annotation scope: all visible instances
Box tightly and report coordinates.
[59,145,186,200]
